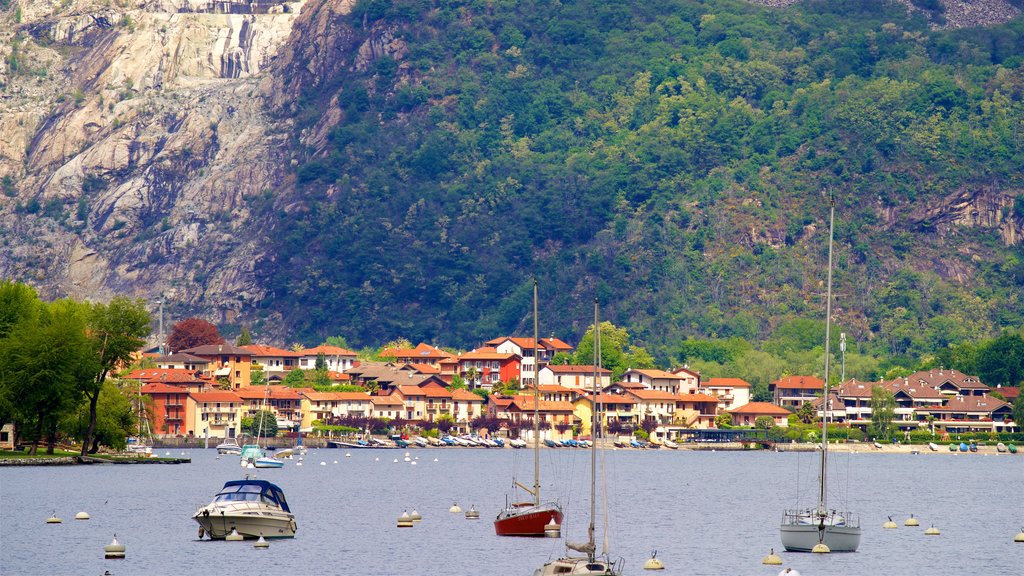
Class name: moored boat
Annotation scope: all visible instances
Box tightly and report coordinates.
[194,478,296,539]
[216,439,242,455]
[928,442,939,452]
[959,442,969,452]
[996,442,1007,453]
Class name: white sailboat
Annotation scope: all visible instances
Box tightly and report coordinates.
[127,381,153,455]
[495,280,564,537]
[534,299,623,576]
[779,200,861,553]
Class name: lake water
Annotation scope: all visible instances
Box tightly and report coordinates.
[1,447,1021,575]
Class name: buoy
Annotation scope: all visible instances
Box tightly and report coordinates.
[883,516,898,529]
[433,458,438,462]
[905,515,920,527]
[925,525,940,535]
[46,512,62,524]
[393,458,399,463]
[333,460,338,464]
[762,549,782,565]
[225,528,243,541]
[345,453,351,458]
[643,551,665,570]
[296,462,302,466]
[165,451,170,456]
[404,456,411,462]
[411,461,417,466]
[253,535,269,548]
[449,503,462,513]
[397,511,413,528]
[375,457,379,461]
[410,509,422,522]
[103,535,126,559]
[1014,528,1024,542]
[75,511,90,520]
[777,569,801,576]
[405,451,410,457]
[465,505,480,519]
[811,542,830,553]
[544,517,561,538]
[320,461,326,466]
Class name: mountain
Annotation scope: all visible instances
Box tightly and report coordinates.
[1,0,1023,365]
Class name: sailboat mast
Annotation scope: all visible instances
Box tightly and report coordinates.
[819,199,836,516]
[589,298,599,559]
[533,279,541,506]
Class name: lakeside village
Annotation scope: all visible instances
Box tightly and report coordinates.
[6,336,1019,454]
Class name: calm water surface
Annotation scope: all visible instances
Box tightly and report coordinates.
[2,447,1022,575]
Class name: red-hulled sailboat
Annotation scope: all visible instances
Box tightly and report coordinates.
[494,280,563,537]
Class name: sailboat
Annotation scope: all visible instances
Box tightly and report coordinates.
[240,386,284,469]
[779,200,861,553]
[127,381,153,456]
[495,280,564,536]
[534,299,623,576]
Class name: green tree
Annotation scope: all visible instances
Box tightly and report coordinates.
[796,402,816,424]
[80,297,150,455]
[715,412,732,428]
[315,352,327,371]
[754,415,775,430]
[975,333,1024,387]
[237,326,253,346]
[283,369,307,387]
[573,321,654,380]
[869,385,896,441]
[324,335,349,349]
[243,410,279,438]
[1013,397,1024,430]
[450,374,467,389]
[65,380,135,452]
[250,368,267,387]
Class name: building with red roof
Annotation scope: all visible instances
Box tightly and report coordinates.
[190,391,244,439]
[728,402,791,428]
[770,375,824,408]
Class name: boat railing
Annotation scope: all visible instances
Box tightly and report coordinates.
[199,499,284,515]
[781,509,859,528]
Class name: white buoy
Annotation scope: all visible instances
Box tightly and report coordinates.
[333,460,338,464]
[103,535,126,559]
[375,457,379,461]
[397,511,413,528]
[411,460,417,466]
[905,515,920,526]
[643,551,664,570]
[393,458,399,463]
[433,458,438,462]
[449,503,462,513]
[777,569,801,576]
[225,528,243,541]
[410,509,422,522]
[811,542,830,553]
[404,456,411,462]
[1015,528,1024,542]
[296,462,303,466]
[925,525,940,535]
[345,453,351,458]
[75,511,90,520]
[544,517,561,538]
[253,535,269,548]
[320,461,326,466]
[762,549,782,565]
[465,505,480,519]
[165,451,170,456]
[883,516,898,529]
[405,451,410,457]
[46,512,62,524]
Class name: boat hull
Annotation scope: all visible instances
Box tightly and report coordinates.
[495,503,563,536]
[533,555,622,575]
[193,506,296,539]
[780,523,861,552]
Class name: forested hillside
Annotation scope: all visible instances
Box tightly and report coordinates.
[259,0,1024,366]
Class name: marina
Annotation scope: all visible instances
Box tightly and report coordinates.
[2,448,1021,575]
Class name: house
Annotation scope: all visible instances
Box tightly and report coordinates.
[992,385,1019,404]
[915,394,1015,433]
[456,347,521,390]
[394,383,454,423]
[699,377,751,411]
[621,368,689,393]
[673,393,720,430]
[485,336,575,385]
[345,362,447,393]
[728,402,791,428]
[380,343,452,369]
[235,386,307,431]
[123,368,210,394]
[296,345,358,373]
[670,366,702,394]
[520,384,579,403]
[179,344,253,389]
[242,344,301,378]
[603,380,647,395]
[537,364,612,390]
[770,375,823,408]
[450,389,485,427]
[906,368,990,397]
[573,393,637,437]
[300,391,373,430]
[190,391,244,440]
[502,395,576,440]
[370,395,405,420]
[141,383,193,437]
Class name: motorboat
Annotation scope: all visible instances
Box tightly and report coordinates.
[413,436,429,447]
[216,439,242,455]
[663,439,679,449]
[928,442,939,452]
[997,442,1007,453]
[240,444,284,468]
[959,442,969,452]
[194,478,296,539]
[508,438,527,448]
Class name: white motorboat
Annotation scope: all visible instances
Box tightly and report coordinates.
[240,444,284,468]
[194,478,296,539]
[778,201,861,553]
[508,438,527,448]
[929,442,940,452]
[413,436,429,447]
[216,439,242,455]
[662,439,679,449]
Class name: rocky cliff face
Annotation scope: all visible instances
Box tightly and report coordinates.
[0,0,311,324]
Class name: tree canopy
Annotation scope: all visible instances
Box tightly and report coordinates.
[168,317,224,352]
